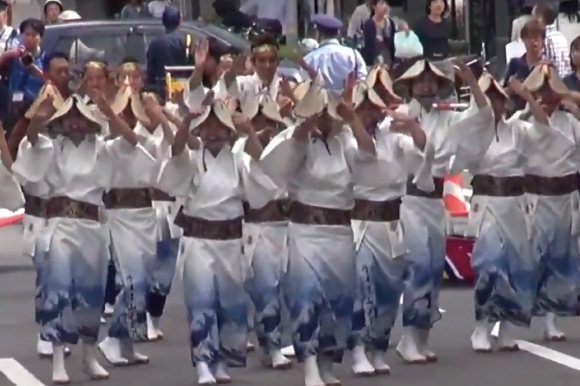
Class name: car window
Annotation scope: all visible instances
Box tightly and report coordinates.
[192,22,251,51]
[52,28,147,67]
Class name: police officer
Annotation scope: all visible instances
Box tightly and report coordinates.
[301,14,367,94]
[145,5,189,101]
[0,0,17,129]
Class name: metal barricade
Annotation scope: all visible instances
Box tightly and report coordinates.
[164,65,195,102]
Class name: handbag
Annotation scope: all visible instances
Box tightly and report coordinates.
[394,31,423,59]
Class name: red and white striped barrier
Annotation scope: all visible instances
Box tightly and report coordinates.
[0,208,24,227]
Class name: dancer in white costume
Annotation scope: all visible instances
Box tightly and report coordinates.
[519,65,580,341]
[157,99,277,384]
[260,73,376,386]
[391,59,493,363]
[19,82,74,358]
[347,66,433,375]
[236,88,293,369]
[13,91,150,384]
[0,124,24,218]
[468,73,546,352]
[97,81,167,363]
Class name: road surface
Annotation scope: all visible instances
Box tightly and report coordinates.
[1,224,580,386]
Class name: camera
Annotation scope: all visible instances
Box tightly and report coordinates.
[21,53,33,67]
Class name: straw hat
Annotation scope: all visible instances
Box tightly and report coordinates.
[522,64,568,95]
[25,83,66,119]
[110,81,150,124]
[189,99,236,132]
[293,73,342,120]
[239,92,285,123]
[478,73,508,99]
[366,66,401,102]
[48,94,101,124]
[392,59,455,100]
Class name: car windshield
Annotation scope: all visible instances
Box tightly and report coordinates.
[191,21,251,51]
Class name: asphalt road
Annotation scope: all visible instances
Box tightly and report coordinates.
[2,224,580,386]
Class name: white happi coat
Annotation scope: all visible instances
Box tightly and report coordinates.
[0,159,24,213]
[232,73,280,101]
[183,75,235,111]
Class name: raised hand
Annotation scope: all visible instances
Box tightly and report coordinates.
[195,39,209,66]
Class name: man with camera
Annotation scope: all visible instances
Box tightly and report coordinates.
[0,18,45,136]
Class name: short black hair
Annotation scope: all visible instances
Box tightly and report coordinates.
[570,35,580,71]
[425,0,449,16]
[43,51,68,69]
[250,33,279,51]
[535,3,558,26]
[206,37,231,62]
[19,18,45,37]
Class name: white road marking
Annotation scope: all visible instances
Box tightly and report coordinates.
[491,322,580,371]
[515,340,580,371]
[0,358,46,386]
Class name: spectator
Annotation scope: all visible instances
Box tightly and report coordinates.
[563,36,580,98]
[213,0,253,31]
[148,0,172,19]
[557,0,580,45]
[0,0,17,123]
[146,6,189,100]
[511,0,534,42]
[240,0,287,35]
[503,19,544,111]
[0,18,45,136]
[535,2,571,78]
[361,0,396,67]
[43,0,63,25]
[414,0,450,60]
[120,0,151,20]
[347,0,372,38]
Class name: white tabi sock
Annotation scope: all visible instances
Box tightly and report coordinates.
[396,327,427,364]
[151,315,163,338]
[545,313,566,341]
[98,337,128,366]
[81,342,109,380]
[303,355,324,386]
[351,344,374,375]
[417,328,437,361]
[120,338,149,364]
[471,321,492,353]
[103,303,114,317]
[281,345,296,357]
[37,334,53,357]
[197,361,216,384]
[497,321,520,350]
[51,344,70,385]
[317,355,340,386]
[270,349,292,369]
[211,360,231,383]
[370,350,390,374]
[146,312,160,341]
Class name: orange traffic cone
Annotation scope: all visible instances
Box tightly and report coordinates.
[444,175,469,217]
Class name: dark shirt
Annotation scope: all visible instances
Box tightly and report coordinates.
[413,16,449,59]
[146,29,189,100]
[563,72,580,92]
[361,18,395,66]
[221,10,253,31]
[503,55,535,111]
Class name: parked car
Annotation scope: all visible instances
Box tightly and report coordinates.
[41,19,302,81]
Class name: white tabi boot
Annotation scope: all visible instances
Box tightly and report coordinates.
[281,345,296,357]
[417,328,437,362]
[51,344,70,385]
[100,317,106,325]
[396,327,427,364]
[145,313,160,342]
[471,321,492,353]
[37,335,72,358]
[351,344,374,376]
[370,350,391,375]
[151,315,164,339]
[98,337,149,366]
[317,355,340,386]
[212,360,231,383]
[497,321,519,351]
[303,355,324,386]
[81,342,109,380]
[197,361,216,384]
[120,338,149,364]
[261,349,292,370]
[544,313,566,341]
[103,303,114,317]
[246,340,255,352]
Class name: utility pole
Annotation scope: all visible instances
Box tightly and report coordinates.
[286,0,299,46]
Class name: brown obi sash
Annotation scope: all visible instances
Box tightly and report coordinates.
[524,173,578,196]
[103,188,153,209]
[174,208,243,240]
[288,201,351,226]
[24,193,48,217]
[151,188,175,202]
[243,199,289,223]
[46,197,99,221]
[351,198,401,222]
[471,175,525,197]
[406,177,444,199]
